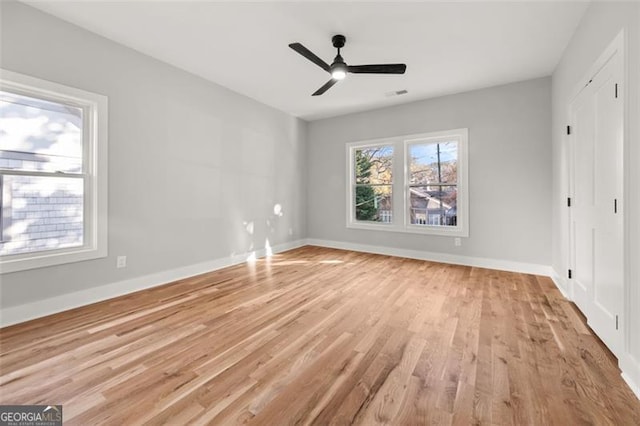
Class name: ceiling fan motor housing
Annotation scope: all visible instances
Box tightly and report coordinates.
[332,34,346,48]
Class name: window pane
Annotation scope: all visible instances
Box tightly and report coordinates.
[409,185,457,227]
[354,146,393,185]
[1,175,84,256]
[0,90,83,173]
[355,185,392,223]
[409,141,457,185]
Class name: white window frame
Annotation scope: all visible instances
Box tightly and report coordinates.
[346,140,396,232]
[346,128,469,238]
[0,69,108,273]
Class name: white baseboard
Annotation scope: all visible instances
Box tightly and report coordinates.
[621,354,640,401]
[550,271,571,300]
[306,238,553,276]
[0,239,306,328]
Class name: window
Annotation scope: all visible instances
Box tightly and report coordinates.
[0,70,108,273]
[408,139,458,229]
[352,145,393,223]
[347,129,468,237]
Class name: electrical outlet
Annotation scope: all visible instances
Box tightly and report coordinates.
[116,256,127,268]
[454,238,462,247]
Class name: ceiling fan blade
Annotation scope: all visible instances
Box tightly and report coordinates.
[289,43,330,72]
[312,79,339,96]
[347,64,407,74]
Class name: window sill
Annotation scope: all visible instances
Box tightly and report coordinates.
[0,245,107,274]
[347,221,469,238]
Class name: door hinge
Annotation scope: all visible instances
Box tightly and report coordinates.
[566,125,571,135]
[616,315,619,330]
[567,197,572,207]
[615,83,618,99]
[568,269,572,279]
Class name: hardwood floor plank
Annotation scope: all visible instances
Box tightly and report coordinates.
[1,246,639,425]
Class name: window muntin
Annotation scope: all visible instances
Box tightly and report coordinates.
[347,129,468,237]
[0,70,107,273]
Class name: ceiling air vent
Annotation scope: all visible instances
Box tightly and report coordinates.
[385,89,408,97]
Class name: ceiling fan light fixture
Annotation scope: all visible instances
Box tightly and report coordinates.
[331,69,347,80]
[331,63,347,80]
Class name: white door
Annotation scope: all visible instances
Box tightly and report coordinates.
[569,40,623,356]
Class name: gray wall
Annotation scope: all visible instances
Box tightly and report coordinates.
[0,2,307,308]
[307,77,552,266]
[551,1,640,386]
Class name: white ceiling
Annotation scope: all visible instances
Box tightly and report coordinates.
[24,1,589,121]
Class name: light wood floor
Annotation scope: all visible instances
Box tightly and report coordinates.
[1,246,639,425]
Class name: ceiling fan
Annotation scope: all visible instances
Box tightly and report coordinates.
[289,34,407,96]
